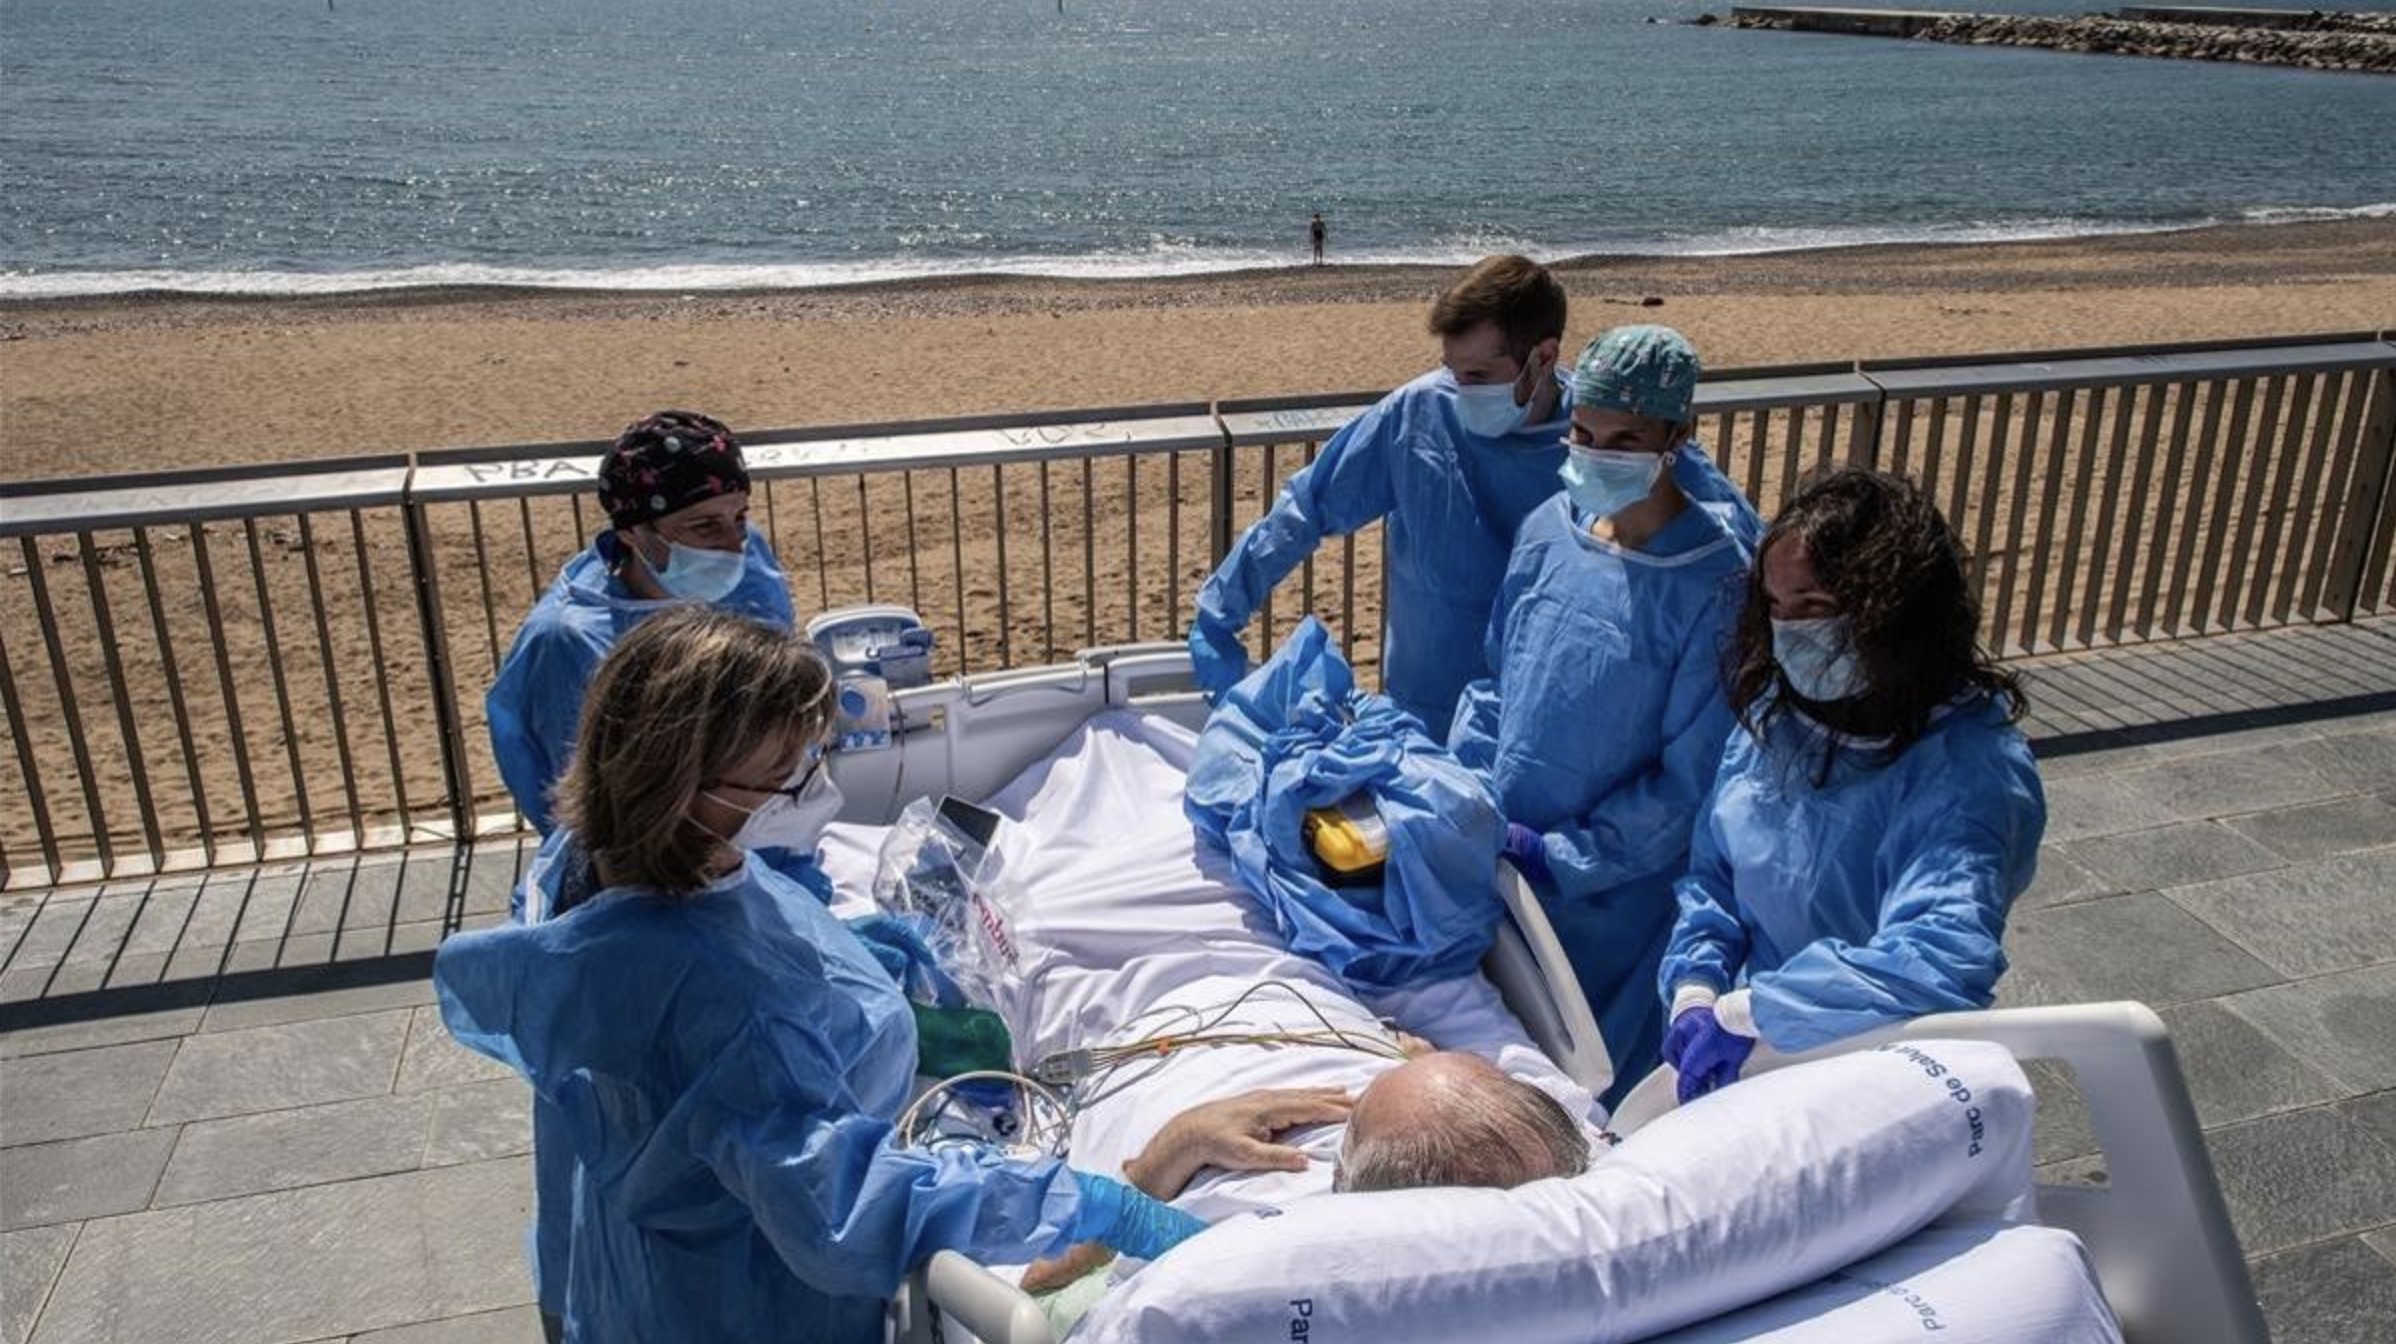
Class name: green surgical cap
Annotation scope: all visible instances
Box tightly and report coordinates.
[1571,324,1701,424]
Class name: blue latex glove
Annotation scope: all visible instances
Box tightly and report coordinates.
[1187,616,1250,702]
[1070,1172,1208,1260]
[1501,821,1551,885]
[1663,1005,1756,1104]
[843,913,963,1007]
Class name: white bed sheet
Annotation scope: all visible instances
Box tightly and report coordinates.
[821,708,1602,1221]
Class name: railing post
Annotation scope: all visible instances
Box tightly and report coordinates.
[1848,390,1886,470]
[1208,402,1237,568]
[401,475,477,845]
[2324,363,2396,622]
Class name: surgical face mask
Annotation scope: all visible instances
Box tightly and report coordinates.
[705,760,844,856]
[1772,615,1868,702]
[1453,378,1529,439]
[640,533,747,604]
[1558,444,1669,519]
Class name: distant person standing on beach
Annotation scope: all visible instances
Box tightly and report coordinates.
[1310,212,1327,264]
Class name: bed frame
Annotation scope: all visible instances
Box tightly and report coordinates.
[830,645,2266,1344]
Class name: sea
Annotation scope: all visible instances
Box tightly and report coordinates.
[1,0,2390,298]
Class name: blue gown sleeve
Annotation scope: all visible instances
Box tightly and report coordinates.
[693,1017,1084,1298]
[486,622,597,836]
[1537,596,1740,900]
[1746,763,2045,1053]
[1192,398,1403,641]
[1658,756,1750,1001]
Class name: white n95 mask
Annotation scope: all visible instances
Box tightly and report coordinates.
[1559,445,1669,519]
[1772,615,1868,702]
[1453,380,1530,438]
[708,764,845,857]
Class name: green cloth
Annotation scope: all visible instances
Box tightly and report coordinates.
[1035,1263,1116,1335]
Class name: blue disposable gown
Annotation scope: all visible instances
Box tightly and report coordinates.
[1449,497,1750,1102]
[436,848,1084,1344]
[486,528,794,834]
[1185,617,1505,990]
[1192,368,1756,736]
[1660,696,2047,1054]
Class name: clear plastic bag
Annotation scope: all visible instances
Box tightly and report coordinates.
[872,797,1020,1009]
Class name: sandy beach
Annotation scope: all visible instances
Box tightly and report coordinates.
[3,219,2392,868]
[5,218,2393,483]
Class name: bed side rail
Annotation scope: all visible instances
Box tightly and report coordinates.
[893,1251,1056,1344]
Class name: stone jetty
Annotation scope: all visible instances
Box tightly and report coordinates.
[1722,6,2396,71]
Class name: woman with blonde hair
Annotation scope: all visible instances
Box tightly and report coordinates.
[436,607,1201,1344]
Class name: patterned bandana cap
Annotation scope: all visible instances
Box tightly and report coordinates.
[597,410,751,530]
[1570,324,1702,424]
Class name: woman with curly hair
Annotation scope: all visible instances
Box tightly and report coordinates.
[1655,468,2046,1104]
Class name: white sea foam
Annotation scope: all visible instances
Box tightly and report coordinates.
[4,203,2387,300]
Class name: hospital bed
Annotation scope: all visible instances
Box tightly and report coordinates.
[818,642,2266,1344]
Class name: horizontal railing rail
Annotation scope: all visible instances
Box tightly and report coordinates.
[3,331,2390,889]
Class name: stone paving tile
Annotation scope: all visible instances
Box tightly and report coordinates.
[2113,744,2351,823]
[0,1040,176,1147]
[1999,892,2285,1009]
[217,870,308,947]
[2059,820,2285,893]
[0,1130,175,1231]
[5,900,95,974]
[2370,1227,2396,1267]
[2027,743,2156,781]
[32,1158,532,1344]
[2296,727,2396,795]
[2204,1104,2396,1256]
[50,896,140,970]
[2249,1235,2396,1344]
[199,969,434,1034]
[2014,845,2120,912]
[2222,963,2396,1093]
[2169,847,2396,979]
[0,893,41,958]
[424,1081,531,1169]
[147,1009,410,1126]
[114,886,202,960]
[2,1223,76,1344]
[2344,1090,2396,1151]
[34,953,173,999]
[2034,775,2182,843]
[0,1004,209,1062]
[2021,1058,2098,1166]
[2224,794,2396,863]
[348,1305,546,1344]
[154,1093,434,1208]
[2156,1000,2348,1130]
[290,859,405,937]
[396,1007,514,1094]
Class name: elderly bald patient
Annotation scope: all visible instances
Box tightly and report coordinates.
[1337,1051,1592,1192]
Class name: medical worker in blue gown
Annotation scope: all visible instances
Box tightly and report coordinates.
[1659,468,2046,1104]
[437,609,1202,1344]
[1450,325,1756,1111]
[1187,256,1755,737]
[486,409,795,836]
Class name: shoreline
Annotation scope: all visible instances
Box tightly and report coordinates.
[5,215,2394,324]
[2,217,2390,482]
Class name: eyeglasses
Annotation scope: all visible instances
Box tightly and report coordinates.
[707,745,825,800]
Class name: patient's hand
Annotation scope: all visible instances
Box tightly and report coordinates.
[1125,1087,1354,1200]
[1021,1241,1114,1296]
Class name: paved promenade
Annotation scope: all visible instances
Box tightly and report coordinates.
[5,620,2394,1343]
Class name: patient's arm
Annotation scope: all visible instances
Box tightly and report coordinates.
[1019,1087,1351,1294]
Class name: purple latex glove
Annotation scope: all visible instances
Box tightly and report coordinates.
[1501,821,1550,884]
[1663,1005,1756,1105]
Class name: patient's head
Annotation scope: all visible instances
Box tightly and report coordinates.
[1333,1052,1591,1193]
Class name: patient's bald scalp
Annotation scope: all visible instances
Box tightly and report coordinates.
[1336,1051,1591,1193]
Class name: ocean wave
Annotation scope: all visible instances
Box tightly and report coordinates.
[4,203,2387,300]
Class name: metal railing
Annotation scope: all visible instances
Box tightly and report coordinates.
[3,331,2391,889]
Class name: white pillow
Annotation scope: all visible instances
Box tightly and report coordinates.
[1071,1040,2036,1344]
[1643,1222,2120,1343]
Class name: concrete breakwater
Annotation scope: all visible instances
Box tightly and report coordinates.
[1722,7,2396,71]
